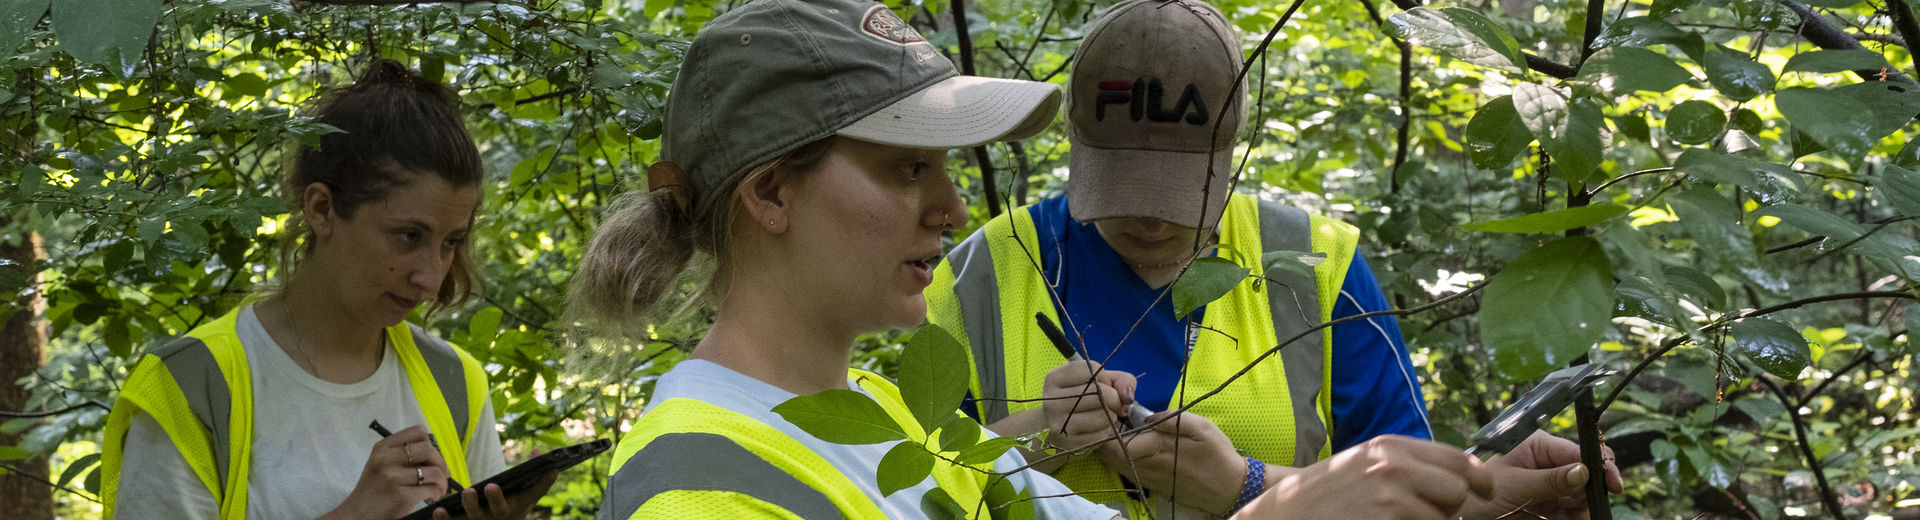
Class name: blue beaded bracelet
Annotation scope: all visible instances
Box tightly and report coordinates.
[1231,456,1266,515]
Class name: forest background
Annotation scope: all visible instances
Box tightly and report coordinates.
[1,0,1917,518]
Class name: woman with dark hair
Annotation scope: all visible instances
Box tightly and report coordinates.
[100,60,551,520]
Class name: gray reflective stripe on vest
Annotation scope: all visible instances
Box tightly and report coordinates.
[149,336,235,488]
[945,235,1013,422]
[408,325,470,442]
[1256,200,1329,465]
[600,433,845,520]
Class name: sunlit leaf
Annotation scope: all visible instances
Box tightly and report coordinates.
[1385,7,1526,73]
[1172,257,1248,319]
[877,441,934,496]
[1666,100,1724,145]
[1835,82,1920,140]
[1481,237,1614,382]
[1260,250,1325,278]
[1702,46,1774,102]
[898,324,970,432]
[51,0,163,77]
[772,389,907,445]
[1665,266,1727,309]
[937,415,982,453]
[1775,87,1873,161]
[1731,318,1811,380]
[1462,204,1628,233]
[1465,96,1532,169]
[1782,49,1892,74]
[1514,83,1603,182]
[1591,17,1689,50]
[1577,47,1692,95]
[955,436,1019,465]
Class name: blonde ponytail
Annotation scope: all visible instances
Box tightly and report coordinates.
[566,189,696,341]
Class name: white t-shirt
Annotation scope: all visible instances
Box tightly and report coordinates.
[642,360,1118,520]
[114,305,507,520]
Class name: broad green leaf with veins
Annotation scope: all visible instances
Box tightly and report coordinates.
[1173,257,1249,319]
[772,389,908,445]
[1730,318,1812,380]
[1481,237,1614,382]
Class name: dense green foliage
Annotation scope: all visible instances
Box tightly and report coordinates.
[2,0,1917,518]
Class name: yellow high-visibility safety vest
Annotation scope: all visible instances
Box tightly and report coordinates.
[600,369,994,520]
[925,193,1359,518]
[99,307,489,520]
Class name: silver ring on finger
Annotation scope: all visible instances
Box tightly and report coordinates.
[416,467,425,486]
[403,442,416,464]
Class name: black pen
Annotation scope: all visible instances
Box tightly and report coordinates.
[369,420,464,491]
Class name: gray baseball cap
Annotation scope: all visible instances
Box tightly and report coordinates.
[1066,0,1246,230]
[661,0,1062,216]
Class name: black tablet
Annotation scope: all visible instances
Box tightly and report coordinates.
[400,438,611,520]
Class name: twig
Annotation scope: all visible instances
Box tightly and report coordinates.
[0,402,111,418]
[1887,0,1920,79]
[951,0,1001,218]
[1751,368,1849,520]
[1597,290,1919,412]
[1584,167,1674,197]
[0,461,100,504]
[1797,351,1878,409]
[1782,0,1917,84]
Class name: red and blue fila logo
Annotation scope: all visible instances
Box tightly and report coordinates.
[1094,78,1210,125]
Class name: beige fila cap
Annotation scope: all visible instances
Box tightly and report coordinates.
[661,0,1062,216]
[1066,0,1246,230]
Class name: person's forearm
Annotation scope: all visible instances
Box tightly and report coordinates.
[987,408,1068,473]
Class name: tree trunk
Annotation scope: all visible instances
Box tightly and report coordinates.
[0,225,52,520]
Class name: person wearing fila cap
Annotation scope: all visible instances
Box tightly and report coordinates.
[925,0,1622,518]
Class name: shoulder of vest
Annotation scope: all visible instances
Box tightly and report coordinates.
[605,432,847,520]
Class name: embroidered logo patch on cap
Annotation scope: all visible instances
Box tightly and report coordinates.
[860,5,925,45]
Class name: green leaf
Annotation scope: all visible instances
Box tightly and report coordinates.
[465,306,503,356]
[1669,187,1757,261]
[1260,250,1325,278]
[1666,100,1724,145]
[1481,237,1614,382]
[57,453,99,489]
[1465,96,1533,169]
[985,476,1036,520]
[1514,83,1603,182]
[1702,46,1775,102]
[85,466,101,494]
[1775,87,1873,161]
[937,415,982,452]
[877,441,934,497]
[1905,304,1920,354]
[1782,49,1892,74]
[1591,17,1690,50]
[920,487,969,520]
[1384,7,1526,73]
[897,324,969,432]
[1835,82,1920,141]
[1614,277,1691,329]
[1461,204,1628,233]
[51,0,163,77]
[772,389,908,445]
[1673,149,1800,204]
[1879,164,1920,217]
[0,445,29,460]
[104,320,131,358]
[0,0,48,52]
[227,73,268,98]
[1897,135,1920,169]
[1576,47,1692,95]
[1730,318,1812,380]
[955,436,1019,465]
[1172,257,1248,319]
[1758,204,1868,242]
[1664,266,1727,309]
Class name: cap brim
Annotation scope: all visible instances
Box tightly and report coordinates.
[837,75,1062,148]
[1067,146,1234,230]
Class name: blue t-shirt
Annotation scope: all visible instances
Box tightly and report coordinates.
[1026,195,1430,452]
